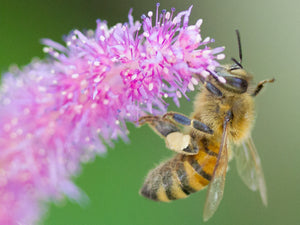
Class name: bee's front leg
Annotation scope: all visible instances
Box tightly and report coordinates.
[162,112,213,135]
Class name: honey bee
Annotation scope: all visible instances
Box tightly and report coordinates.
[138,30,274,221]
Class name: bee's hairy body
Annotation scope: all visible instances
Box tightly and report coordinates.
[140,66,256,202]
[139,31,273,220]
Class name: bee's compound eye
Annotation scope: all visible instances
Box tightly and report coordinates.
[224,77,248,93]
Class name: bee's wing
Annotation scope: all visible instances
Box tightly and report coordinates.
[233,136,267,206]
[203,119,229,222]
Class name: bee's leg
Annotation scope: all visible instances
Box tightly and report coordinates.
[162,112,213,135]
[139,115,199,155]
[204,81,223,97]
[252,78,275,96]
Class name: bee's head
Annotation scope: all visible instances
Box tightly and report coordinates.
[214,30,252,94]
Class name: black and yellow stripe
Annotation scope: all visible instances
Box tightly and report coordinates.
[140,140,219,202]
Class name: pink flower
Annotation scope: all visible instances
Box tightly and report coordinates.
[0,4,224,224]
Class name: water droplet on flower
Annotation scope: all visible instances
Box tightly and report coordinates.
[97,128,101,133]
[61,91,67,96]
[85,137,90,142]
[115,120,120,125]
[103,99,109,105]
[72,35,77,40]
[52,80,58,84]
[91,103,97,109]
[176,91,182,98]
[148,11,153,17]
[164,93,168,98]
[100,35,105,41]
[67,41,72,46]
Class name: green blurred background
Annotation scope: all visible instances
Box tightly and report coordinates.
[1,0,299,224]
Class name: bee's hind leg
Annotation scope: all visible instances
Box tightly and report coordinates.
[138,115,199,155]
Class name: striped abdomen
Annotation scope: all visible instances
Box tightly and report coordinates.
[140,141,219,202]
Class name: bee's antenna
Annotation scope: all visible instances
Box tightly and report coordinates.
[235,29,242,64]
[231,57,243,69]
